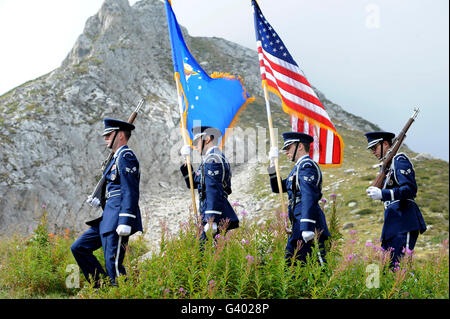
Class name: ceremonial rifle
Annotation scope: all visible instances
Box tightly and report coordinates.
[86,98,145,225]
[372,108,419,188]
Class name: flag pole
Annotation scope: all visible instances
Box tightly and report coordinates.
[174,72,199,222]
[262,83,291,235]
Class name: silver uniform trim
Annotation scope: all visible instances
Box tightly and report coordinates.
[204,147,229,183]
[103,127,120,136]
[193,132,206,141]
[367,138,383,149]
[106,190,121,199]
[392,152,414,185]
[300,218,316,224]
[114,147,135,174]
[204,210,222,215]
[406,232,410,250]
[383,198,415,209]
[205,153,225,182]
[295,156,321,189]
[119,213,136,219]
[311,160,322,187]
[115,235,122,278]
[282,139,300,150]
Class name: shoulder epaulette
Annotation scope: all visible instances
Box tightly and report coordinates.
[295,158,321,187]
[392,152,414,184]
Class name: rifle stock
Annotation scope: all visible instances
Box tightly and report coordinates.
[372,168,387,188]
[372,108,419,188]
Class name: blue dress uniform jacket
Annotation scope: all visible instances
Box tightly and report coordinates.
[379,153,426,241]
[99,145,143,235]
[269,155,330,239]
[71,144,142,286]
[180,147,239,230]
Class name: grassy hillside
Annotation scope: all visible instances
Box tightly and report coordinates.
[0,208,447,299]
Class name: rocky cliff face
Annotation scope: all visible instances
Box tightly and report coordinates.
[0,0,379,244]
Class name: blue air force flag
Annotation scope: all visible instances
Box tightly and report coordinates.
[165,0,255,147]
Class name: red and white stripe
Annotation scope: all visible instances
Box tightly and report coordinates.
[257,40,343,166]
[291,115,342,165]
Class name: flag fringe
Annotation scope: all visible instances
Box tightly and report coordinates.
[210,72,252,101]
[219,95,256,150]
[211,72,256,149]
[177,71,256,148]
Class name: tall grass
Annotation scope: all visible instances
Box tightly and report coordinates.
[0,211,76,298]
[0,205,448,299]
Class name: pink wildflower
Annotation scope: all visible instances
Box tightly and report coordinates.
[402,247,414,256]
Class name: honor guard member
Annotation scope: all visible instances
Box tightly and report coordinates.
[268,132,330,266]
[180,126,239,240]
[365,131,426,267]
[71,118,143,286]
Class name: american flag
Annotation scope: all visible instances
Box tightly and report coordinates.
[252,0,343,167]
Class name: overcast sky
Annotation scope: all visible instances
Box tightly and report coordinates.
[0,0,448,161]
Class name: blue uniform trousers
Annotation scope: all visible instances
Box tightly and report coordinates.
[285,235,327,267]
[382,230,419,268]
[71,225,128,286]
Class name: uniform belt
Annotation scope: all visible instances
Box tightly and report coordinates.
[106,190,121,199]
[383,199,415,209]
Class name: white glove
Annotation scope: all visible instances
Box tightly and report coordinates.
[204,222,218,234]
[366,186,382,200]
[116,224,131,236]
[302,231,315,243]
[268,147,279,161]
[180,145,192,156]
[86,195,100,208]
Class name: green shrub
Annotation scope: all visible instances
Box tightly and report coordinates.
[77,216,449,299]
[0,207,448,299]
[0,212,77,298]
